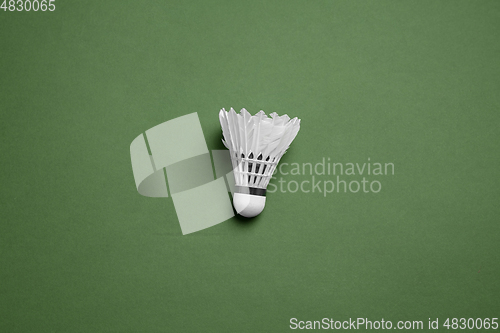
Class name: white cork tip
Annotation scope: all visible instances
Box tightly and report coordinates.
[233,193,266,218]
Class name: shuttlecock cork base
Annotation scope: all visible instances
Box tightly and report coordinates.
[219,108,301,218]
[233,186,267,218]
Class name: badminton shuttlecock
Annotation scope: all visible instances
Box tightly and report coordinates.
[219,108,301,218]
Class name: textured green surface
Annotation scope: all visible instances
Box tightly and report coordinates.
[1,1,499,332]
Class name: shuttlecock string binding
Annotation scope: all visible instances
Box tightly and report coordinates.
[235,153,277,189]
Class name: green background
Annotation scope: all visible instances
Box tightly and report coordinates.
[1,0,499,332]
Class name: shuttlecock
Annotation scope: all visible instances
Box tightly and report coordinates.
[219,108,301,218]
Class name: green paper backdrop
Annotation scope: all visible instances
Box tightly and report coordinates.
[1,0,499,332]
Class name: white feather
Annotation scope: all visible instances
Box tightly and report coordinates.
[219,108,301,189]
